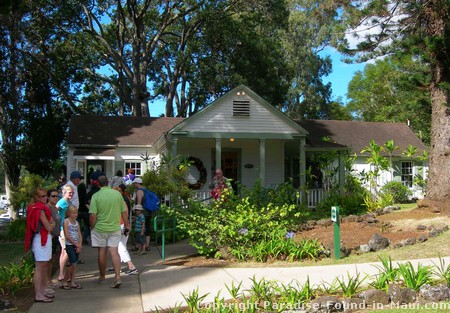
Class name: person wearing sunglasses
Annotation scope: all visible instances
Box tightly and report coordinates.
[25,188,56,303]
[46,189,61,289]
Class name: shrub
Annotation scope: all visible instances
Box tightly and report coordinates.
[174,186,320,261]
[316,191,367,216]
[380,181,412,203]
[0,253,34,296]
[5,219,26,242]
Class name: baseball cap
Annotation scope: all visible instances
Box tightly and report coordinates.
[132,177,143,184]
[70,171,84,179]
[133,204,144,211]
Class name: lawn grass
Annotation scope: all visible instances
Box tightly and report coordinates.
[0,242,26,266]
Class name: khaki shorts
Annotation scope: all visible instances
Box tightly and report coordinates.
[91,229,121,248]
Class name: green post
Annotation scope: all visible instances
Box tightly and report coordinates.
[331,206,340,260]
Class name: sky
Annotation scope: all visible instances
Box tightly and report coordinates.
[149,48,367,116]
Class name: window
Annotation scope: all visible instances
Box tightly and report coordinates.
[125,162,142,176]
[401,161,413,188]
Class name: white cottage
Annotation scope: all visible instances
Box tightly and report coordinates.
[66,85,428,202]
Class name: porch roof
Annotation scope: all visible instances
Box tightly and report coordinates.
[296,120,428,156]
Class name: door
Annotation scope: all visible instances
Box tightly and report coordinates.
[221,151,239,193]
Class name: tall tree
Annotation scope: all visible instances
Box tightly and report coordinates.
[328,0,449,204]
[280,0,336,119]
[347,56,431,144]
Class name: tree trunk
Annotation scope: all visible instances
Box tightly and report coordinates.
[424,84,450,201]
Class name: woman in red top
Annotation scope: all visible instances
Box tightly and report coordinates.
[25,188,56,303]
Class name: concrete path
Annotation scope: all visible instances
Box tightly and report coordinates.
[28,240,450,313]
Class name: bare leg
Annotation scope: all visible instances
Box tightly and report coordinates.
[58,249,68,280]
[108,246,121,282]
[34,261,49,300]
[97,247,108,279]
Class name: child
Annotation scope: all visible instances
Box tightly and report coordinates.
[60,205,83,290]
[133,205,146,255]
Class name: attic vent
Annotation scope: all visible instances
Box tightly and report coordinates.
[233,98,250,117]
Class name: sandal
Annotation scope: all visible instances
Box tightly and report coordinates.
[60,284,71,290]
[70,282,83,289]
[35,298,53,303]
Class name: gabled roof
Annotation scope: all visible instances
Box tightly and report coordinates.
[296,120,428,156]
[169,85,308,137]
[67,115,184,146]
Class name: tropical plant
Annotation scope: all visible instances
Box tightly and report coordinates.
[336,272,367,298]
[397,261,433,291]
[432,255,450,286]
[0,253,34,296]
[380,182,413,204]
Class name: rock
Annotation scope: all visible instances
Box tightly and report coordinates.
[384,205,401,211]
[342,215,359,223]
[365,217,378,224]
[359,289,390,306]
[429,229,442,238]
[368,233,390,251]
[359,244,370,253]
[0,299,16,311]
[317,219,333,227]
[399,237,416,246]
[416,225,428,231]
[339,241,351,258]
[340,298,366,312]
[417,235,428,242]
[310,295,343,312]
[388,284,416,304]
[419,284,450,302]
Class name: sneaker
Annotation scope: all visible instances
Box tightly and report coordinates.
[139,251,146,255]
[126,268,138,275]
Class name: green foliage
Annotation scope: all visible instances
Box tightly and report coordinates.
[380,181,413,204]
[397,261,433,291]
[174,184,325,261]
[371,256,399,291]
[138,154,194,207]
[347,57,431,145]
[181,287,209,312]
[316,191,367,216]
[3,218,26,242]
[0,253,34,296]
[336,272,367,298]
[10,172,57,212]
[432,255,450,286]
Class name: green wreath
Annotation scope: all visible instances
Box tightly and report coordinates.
[187,156,207,190]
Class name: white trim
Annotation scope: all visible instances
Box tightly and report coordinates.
[121,155,142,160]
[74,156,115,160]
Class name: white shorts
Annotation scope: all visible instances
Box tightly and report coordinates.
[91,229,121,248]
[32,233,52,261]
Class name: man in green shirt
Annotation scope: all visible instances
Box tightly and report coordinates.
[89,175,130,288]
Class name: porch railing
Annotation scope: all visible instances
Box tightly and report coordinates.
[191,188,328,209]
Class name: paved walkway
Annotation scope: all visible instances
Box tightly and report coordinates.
[28,240,450,313]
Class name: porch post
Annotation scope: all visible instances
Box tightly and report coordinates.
[215,138,222,170]
[259,139,266,186]
[338,150,345,194]
[171,138,178,160]
[299,137,306,203]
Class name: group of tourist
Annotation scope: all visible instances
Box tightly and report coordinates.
[24,167,229,303]
[25,170,140,303]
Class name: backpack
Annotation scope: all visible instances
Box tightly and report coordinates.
[138,187,160,211]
